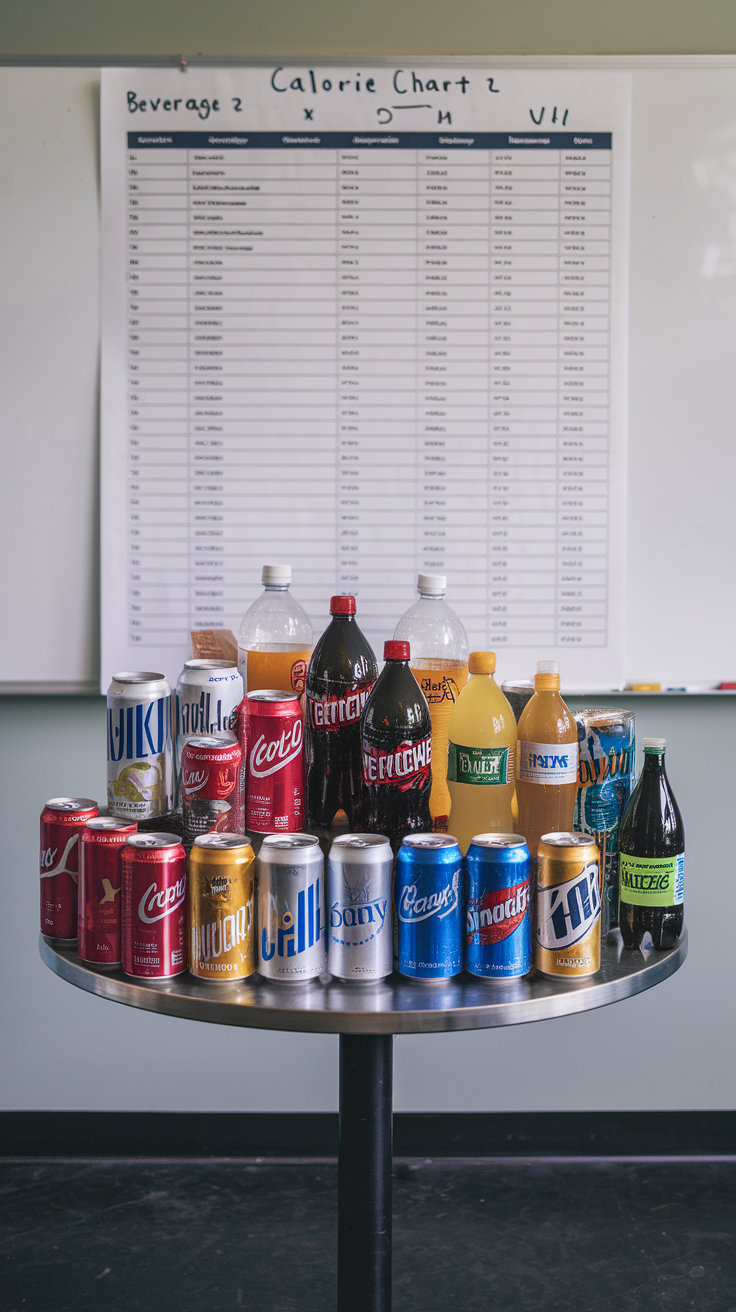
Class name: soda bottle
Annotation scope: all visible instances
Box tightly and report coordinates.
[516,661,578,862]
[237,565,313,695]
[619,738,684,950]
[361,641,432,848]
[304,595,378,829]
[393,573,469,831]
[446,651,516,854]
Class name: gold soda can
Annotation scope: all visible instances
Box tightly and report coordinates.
[534,832,601,979]
[188,833,255,981]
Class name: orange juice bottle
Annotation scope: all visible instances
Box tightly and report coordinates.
[516,661,578,862]
[446,651,517,853]
[237,565,313,694]
[393,574,468,831]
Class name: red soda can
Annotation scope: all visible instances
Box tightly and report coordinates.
[181,734,244,844]
[238,691,304,833]
[122,833,187,978]
[40,797,98,941]
[79,817,137,966]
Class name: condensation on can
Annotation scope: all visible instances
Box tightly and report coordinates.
[79,817,137,965]
[327,833,394,981]
[122,833,187,978]
[257,833,324,981]
[107,673,175,821]
[40,797,99,942]
[188,834,255,981]
[465,833,532,980]
[534,832,601,979]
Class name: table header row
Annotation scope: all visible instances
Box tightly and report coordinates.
[127,131,613,152]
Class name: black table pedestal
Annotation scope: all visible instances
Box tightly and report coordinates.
[338,1034,393,1312]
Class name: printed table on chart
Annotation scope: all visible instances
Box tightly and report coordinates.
[125,131,612,654]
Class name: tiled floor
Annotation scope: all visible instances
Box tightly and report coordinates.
[1,1157,734,1310]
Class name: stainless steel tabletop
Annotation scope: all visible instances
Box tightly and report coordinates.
[40,929,687,1036]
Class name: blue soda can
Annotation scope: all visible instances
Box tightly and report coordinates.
[465,834,532,979]
[396,834,463,980]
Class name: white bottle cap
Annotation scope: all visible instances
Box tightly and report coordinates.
[536,660,559,675]
[642,737,667,750]
[261,564,291,586]
[417,572,447,593]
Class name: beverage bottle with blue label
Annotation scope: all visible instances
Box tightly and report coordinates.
[515,661,578,862]
[618,738,684,951]
[446,651,517,855]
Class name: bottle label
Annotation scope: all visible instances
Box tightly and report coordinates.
[518,740,578,785]
[417,674,463,705]
[362,735,432,791]
[447,742,511,786]
[308,684,374,732]
[619,853,684,907]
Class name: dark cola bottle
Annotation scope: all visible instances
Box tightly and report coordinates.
[361,641,433,850]
[619,738,684,951]
[304,595,378,829]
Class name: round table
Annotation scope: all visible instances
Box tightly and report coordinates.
[40,929,687,1312]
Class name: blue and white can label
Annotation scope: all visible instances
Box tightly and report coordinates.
[396,834,463,980]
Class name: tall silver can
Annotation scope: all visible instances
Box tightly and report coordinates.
[107,673,174,820]
[258,834,325,981]
[327,834,394,981]
[175,659,244,778]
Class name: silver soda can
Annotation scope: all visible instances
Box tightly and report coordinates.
[258,834,325,981]
[107,673,174,820]
[175,659,244,781]
[327,834,394,981]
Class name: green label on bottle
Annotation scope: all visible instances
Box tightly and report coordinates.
[619,853,684,907]
[447,743,510,786]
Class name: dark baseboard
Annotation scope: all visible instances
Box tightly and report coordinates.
[1,1111,734,1159]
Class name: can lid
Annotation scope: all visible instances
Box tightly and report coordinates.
[401,833,460,850]
[469,833,527,849]
[540,832,593,848]
[85,817,136,832]
[384,640,410,661]
[45,797,97,813]
[110,671,166,684]
[468,651,496,675]
[183,659,238,671]
[330,594,356,615]
[330,833,393,856]
[501,679,534,693]
[642,737,666,751]
[125,833,182,850]
[262,564,291,586]
[184,735,236,750]
[193,833,253,851]
[417,572,446,593]
[246,689,300,703]
[261,833,321,849]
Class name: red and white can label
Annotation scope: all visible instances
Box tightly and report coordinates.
[40,802,98,940]
[79,824,136,964]
[307,685,374,732]
[241,699,305,833]
[181,740,244,839]
[362,735,432,792]
[122,846,187,978]
[466,879,531,945]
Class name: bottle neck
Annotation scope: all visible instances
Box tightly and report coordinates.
[264,585,289,593]
[643,750,665,776]
[417,591,445,601]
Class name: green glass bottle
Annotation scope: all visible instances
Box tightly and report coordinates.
[618,738,684,950]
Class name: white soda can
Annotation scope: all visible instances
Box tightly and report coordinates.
[175,658,244,780]
[327,834,394,981]
[107,673,174,820]
[258,834,325,982]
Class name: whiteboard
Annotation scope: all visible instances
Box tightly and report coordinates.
[2,61,736,690]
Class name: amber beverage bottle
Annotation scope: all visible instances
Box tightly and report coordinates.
[516,660,578,862]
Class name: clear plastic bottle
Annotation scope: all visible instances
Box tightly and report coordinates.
[393,573,469,830]
[237,565,313,695]
[515,660,578,862]
[446,651,517,854]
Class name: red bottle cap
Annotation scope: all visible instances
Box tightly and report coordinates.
[330,595,356,615]
[384,640,410,661]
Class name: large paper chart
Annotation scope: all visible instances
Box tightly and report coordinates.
[101,67,631,690]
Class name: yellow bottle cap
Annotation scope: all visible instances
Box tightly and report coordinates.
[468,651,496,675]
[534,659,560,691]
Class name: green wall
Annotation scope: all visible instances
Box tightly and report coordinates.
[2,0,736,58]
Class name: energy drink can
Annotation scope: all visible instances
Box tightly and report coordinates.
[79,817,137,965]
[188,834,255,981]
[395,834,463,980]
[574,708,635,932]
[535,832,601,979]
[465,834,532,979]
[327,834,394,981]
[107,673,174,820]
[257,834,325,981]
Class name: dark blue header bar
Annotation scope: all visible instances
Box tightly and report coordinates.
[127,131,612,151]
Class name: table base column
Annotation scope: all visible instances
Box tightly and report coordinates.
[338,1034,393,1312]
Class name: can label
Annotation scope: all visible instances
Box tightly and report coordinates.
[308,685,373,731]
[447,743,511,785]
[467,879,531,942]
[107,695,174,818]
[536,862,600,951]
[259,873,324,976]
[619,853,684,907]
[518,740,578,785]
[182,740,244,841]
[242,699,304,833]
[122,850,187,978]
[362,735,431,790]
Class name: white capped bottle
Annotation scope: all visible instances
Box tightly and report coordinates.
[237,565,313,695]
